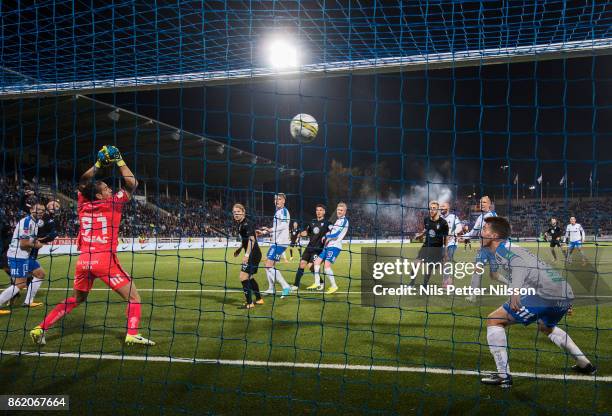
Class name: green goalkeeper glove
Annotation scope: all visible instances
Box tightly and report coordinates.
[106,145,125,167]
[94,145,112,168]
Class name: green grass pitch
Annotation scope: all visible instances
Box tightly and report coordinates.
[0,242,610,414]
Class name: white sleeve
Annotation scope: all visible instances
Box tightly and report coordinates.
[580,225,585,240]
[327,218,348,241]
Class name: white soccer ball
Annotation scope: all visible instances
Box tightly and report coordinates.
[290,113,318,143]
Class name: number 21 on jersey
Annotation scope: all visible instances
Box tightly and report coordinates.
[80,216,108,243]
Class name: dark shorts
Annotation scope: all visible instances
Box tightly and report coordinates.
[417,246,445,264]
[464,238,471,244]
[289,241,300,248]
[301,247,323,264]
[549,239,562,248]
[241,248,262,275]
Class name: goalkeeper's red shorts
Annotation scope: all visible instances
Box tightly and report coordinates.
[74,253,132,292]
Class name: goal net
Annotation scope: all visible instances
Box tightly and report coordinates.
[0,1,610,414]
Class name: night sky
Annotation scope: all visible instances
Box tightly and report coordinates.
[97,53,611,204]
[1,1,610,216]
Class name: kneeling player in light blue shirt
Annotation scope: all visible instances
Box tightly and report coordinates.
[479,216,595,388]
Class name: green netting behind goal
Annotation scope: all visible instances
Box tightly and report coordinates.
[0,1,611,414]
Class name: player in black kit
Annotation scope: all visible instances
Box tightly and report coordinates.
[412,201,449,286]
[291,204,330,290]
[289,221,302,261]
[289,221,301,261]
[544,217,564,262]
[462,224,472,250]
[232,203,263,309]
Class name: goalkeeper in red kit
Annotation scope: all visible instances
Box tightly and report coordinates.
[30,146,155,346]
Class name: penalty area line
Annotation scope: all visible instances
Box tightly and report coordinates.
[0,350,609,382]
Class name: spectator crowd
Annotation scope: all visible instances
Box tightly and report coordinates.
[1,177,610,241]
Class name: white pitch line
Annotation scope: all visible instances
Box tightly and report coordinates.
[0,350,608,382]
[37,288,612,299]
[37,287,360,294]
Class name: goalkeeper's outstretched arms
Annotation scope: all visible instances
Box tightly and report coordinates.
[78,145,138,197]
[107,146,139,197]
[77,145,110,193]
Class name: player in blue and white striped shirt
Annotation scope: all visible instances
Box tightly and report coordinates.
[257,193,292,298]
[0,203,48,315]
[309,202,349,295]
[440,201,462,287]
[440,202,462,262]
[462,196,508,302]
[565,216,587,265]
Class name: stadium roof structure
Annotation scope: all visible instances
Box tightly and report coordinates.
[1,95,290,189]
[0,0,611,98]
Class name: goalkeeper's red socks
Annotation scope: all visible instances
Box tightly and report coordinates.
[40,298,142,336]
[40,297,79,330]
[126,302,142,336]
